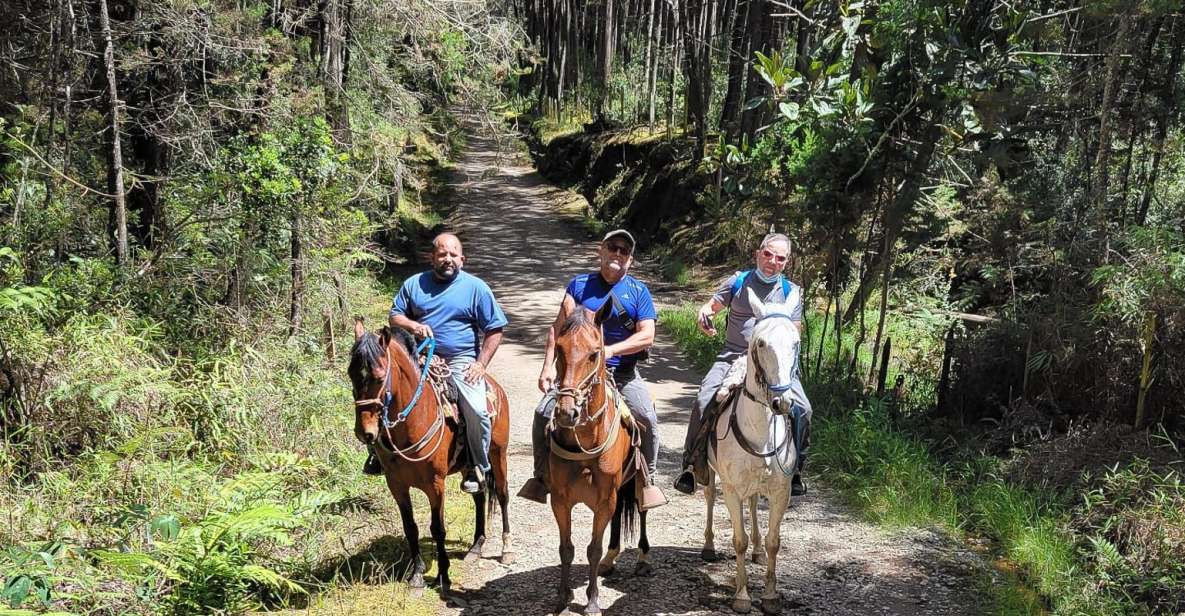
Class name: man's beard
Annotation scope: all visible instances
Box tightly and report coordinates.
[433,262,459,280]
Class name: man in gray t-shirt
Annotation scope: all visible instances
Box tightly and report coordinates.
[673,233,812,496]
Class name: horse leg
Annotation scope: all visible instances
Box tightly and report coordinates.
[702,469,719,561]
[465,488,486,562]
[495,456,515,565]
[749,495,766,565]
[598,496,622,577]
[723,490,751,613]
[426,481,451,594]
[634,509,653,577]
[551,498,575,615]
[391,488,425,591]
[759,490,790,615]
[584,498,613,615]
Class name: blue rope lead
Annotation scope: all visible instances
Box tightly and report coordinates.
[381,337,436,428]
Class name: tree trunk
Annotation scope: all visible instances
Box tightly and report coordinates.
[1090,12,1132,230]
[289,206,304,336]
[596,0,615,118]
[1137,20,1182,225]
[719,0,750,139]
[98,0,128,265]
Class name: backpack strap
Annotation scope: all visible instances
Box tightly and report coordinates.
[608,291,636,331]
[730,270,792,302]
[729,270,752,300]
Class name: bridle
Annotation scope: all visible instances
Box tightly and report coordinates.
[741,312,799,415]
[549,345,621,460]
[354,336,445,462]
[554,347,610,428]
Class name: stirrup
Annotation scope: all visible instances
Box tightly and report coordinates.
[362,453,383,476]
[639,484,668,511]
[791,474,808,497]
[516,477,549,504]
[673,468,697,495]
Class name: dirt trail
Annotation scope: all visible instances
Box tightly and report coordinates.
[430,123,985,615]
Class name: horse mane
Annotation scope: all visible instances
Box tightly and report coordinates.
[559,309,593,336]
[348,326,418,383]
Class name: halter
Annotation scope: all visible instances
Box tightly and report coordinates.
[743,312,799,412]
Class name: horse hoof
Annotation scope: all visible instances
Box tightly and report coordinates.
[597,562,616,577]
[634,560,655,577]
[409,573,425,589]
[500,550,516,565]
[586,603,602,615]
[701,548,720,562]
[464,548,482,563]
[760,597,782,614]
[733,598,752,613]
[751,551,767,566]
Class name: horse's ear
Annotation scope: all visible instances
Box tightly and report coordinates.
[593,300,614,326]
[746,287,766,319]
[354,317,365,341]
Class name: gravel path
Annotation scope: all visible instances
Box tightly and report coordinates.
[430,123,986,616]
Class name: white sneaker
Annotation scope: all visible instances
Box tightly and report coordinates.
[461,467,485,494]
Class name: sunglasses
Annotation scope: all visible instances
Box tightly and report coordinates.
[761,249,788,263]
[605,243,633,256]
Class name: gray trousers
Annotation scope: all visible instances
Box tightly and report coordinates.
[681,352,812,469]
[532,366,659,481]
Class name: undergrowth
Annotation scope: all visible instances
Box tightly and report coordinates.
[0,268,473,614]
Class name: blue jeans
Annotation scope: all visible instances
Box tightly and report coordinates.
[447,356,491,473]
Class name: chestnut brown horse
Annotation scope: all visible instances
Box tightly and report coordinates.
[349,320,513,595]
[547,303,650,615]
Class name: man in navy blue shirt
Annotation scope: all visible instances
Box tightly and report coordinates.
[518,229,667,510]
[372,233,508,493]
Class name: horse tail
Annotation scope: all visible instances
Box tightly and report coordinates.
[616,476,638,542]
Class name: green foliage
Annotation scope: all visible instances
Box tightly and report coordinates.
[91,472,343,615]
[657,305,726,371]
[1092,227,1185,326]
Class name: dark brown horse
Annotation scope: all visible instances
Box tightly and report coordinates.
[547,303,650,615]
[349,320,513,595]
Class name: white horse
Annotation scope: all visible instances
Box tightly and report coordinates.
[703,287,803,614]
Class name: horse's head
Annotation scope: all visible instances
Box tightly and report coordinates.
[348,320,418,445]
[552,301,613,429]
[746,287,802,415]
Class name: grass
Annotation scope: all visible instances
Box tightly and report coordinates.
[659,301,1180,615]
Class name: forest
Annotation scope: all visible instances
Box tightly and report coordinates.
[2,0,1184,614]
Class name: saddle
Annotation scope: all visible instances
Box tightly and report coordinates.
[418,356,500,472]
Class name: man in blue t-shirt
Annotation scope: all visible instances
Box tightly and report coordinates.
[518,229,666,511]
[372,232,508,493]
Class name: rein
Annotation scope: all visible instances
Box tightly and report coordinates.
[355,336,447,462]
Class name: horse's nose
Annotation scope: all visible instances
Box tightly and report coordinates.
[770,397,783,413]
